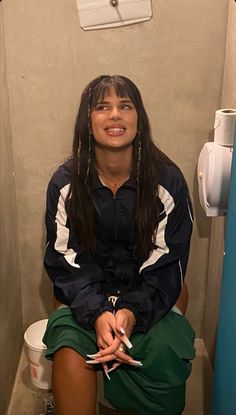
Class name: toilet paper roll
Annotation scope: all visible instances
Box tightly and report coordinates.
[214,109,236,146]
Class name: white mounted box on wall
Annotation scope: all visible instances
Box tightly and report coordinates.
[197,109,236,217]
[77,0,153,31]
[198,142,233,216]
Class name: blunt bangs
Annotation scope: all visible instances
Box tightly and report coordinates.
[91,76,141,110]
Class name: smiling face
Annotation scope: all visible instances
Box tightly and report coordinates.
[91,87,138,152]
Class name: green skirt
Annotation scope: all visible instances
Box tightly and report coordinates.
[43,307,195,415]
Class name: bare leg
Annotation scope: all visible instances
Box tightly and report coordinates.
[175,282,189,315]
[52,347,97,415]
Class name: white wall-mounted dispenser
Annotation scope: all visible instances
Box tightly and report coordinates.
[198,109,236,216]
[77,0,153,31]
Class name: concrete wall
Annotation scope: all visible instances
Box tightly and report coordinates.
[203,0,236,365]
[0,5,23,415]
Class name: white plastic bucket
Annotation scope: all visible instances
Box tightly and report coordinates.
[24,319,52,389]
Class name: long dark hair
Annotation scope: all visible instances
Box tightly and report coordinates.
[66,75,172,259]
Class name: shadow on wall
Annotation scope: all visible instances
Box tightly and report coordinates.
[39,217,54,316]
[192,128,214,239]
[193,165,211,239]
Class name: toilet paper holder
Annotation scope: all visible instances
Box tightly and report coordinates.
[198,109,236,217]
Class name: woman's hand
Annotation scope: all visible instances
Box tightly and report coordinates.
[95,309,135,353]
[95,311,116,350]
[115,308,136,339]
[90,308,140,369]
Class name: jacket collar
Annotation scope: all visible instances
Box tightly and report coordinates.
[91,170,138,191]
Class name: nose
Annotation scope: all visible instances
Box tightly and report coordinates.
[109,106,121,120]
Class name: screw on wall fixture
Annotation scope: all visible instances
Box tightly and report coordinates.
[110,0,119,7]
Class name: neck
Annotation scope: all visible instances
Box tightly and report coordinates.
[95,146,133,178]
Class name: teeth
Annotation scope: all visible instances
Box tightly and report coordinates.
[107,128,124,132]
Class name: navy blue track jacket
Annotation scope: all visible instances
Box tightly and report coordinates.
[44,159,193,333]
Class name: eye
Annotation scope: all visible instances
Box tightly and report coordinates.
[120,102,135,110]
[94,104,110,111]
[94,102,110,111]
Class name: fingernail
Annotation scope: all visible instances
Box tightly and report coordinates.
[107,366,117,374]
[122,336,133,349]
[119,327,133,349]
[104,370,111,380]
[128,359,143,367]
[86,360,100,365]
[87,352,102,359]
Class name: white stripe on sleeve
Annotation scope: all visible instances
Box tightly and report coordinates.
[54,183,80,268]
[139,185,175,272]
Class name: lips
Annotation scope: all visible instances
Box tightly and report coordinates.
[105,126,126,136]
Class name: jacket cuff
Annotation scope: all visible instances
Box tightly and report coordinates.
[71,300,114,329]
[114,300,149,334]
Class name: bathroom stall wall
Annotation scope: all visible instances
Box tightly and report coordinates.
[203,0,236,365]
[0,5,23,415]
[2,0,229,336]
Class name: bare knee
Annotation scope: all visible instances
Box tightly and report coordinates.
[175,283,189,315]
[52,347,96,381]
[52,347,97,415]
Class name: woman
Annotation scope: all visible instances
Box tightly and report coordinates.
[43,75,195,415]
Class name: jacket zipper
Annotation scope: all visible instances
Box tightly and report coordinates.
[113,192,122,294]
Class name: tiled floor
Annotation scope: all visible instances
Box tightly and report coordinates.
[7,339,213,415]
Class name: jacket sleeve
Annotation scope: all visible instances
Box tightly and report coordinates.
[115,169,193,333]
[44,170,113,328]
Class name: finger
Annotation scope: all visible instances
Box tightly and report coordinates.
[99,337,120,356]
[86,357,120,365]
[118,327,133,349]
[97,337,112,349]
[121,335,133,349]
[107,317,117,332]
[102,363,111,381]
[114,351,143,367]
[118,344,126,353]
[92,353,118,363]
[107,362,121,373]
[87,352,102,359]
[97,332,115,349]
[115,310,135,340]
[86,355,143,367]
[87,347,109,364]
[102,362,109,371]
[98,342,108,350]
[127,359,143,367]
[86,359,101,365]
[104,370,111,381]
[113,349,134,364]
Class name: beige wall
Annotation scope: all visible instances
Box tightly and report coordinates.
[0,6,23,415]
[203,0,236,365]
[221,2,236,107]
[2,0,229,337]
